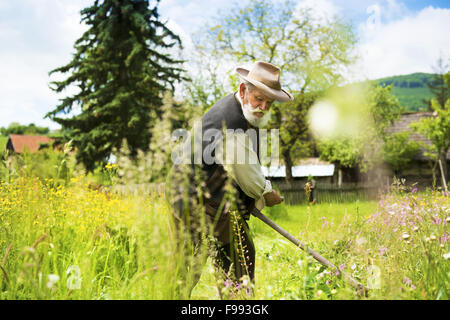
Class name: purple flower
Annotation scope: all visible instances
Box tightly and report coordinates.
[411,187,418,193]
[339,264,345,271]
[224,279,233,288]
[432,217,442,225]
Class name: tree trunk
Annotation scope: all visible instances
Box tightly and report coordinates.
[283,150,294,186]
[338,166,343,189]
[430,160,438,187]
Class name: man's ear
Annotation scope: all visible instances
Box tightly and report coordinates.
[239,83,246,99]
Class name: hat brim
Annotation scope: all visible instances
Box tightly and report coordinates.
[236,67,293,102]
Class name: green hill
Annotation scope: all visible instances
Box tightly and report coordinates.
[373,73,435,112]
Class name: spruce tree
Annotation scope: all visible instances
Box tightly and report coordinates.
[46,0,185,171]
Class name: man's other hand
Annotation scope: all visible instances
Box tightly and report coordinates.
[264,190,284,207]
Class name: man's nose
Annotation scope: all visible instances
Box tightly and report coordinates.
[260,101,268,110]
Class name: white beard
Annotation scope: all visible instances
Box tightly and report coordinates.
[242,101,271,128]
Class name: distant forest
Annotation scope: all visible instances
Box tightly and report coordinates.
[374,72,435,112]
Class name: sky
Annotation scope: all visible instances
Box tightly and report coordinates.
[0,0,449,130]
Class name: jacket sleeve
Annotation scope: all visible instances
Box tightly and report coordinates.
[215,131,272,200]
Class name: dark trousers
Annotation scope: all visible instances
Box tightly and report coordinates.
[215,212,255,282]
[170,206,255,296]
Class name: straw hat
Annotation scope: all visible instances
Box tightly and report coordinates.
[236,61,293,102]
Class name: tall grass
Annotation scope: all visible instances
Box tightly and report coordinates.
[0,144,448,299]
[1,175,448,299]
[0,176,197,299]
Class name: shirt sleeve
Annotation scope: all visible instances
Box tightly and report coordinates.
[215,131,271,200]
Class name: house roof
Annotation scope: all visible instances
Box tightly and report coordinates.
[388,112,450,160]
[262,159,335,178]
[7,134,54,153]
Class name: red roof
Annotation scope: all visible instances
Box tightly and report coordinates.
[7,134,54,153]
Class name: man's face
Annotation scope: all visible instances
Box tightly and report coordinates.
[240,83,274,128]
[241,86,274,118]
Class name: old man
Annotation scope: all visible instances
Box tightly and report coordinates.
[167,61,292,296]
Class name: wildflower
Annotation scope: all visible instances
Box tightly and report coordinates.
[355,237,367,246]
[443,253,450,260]
[331,289,337,295]
[47,274,60,289]
[411,187,418,194]
[351,264,357,270]
[224,279,233,288]
[402,233,410,240]
[379,247,387,255]
[429,235,436,240]
[315,290,324,298]
[339,263,345,271]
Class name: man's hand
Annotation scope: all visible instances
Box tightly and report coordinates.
[263,190,284,207]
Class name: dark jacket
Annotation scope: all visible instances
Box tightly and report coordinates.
[167,93,259,244]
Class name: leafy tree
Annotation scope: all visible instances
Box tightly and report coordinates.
[317,136,361,185]
[382,131,420,175]
[423,57,449,111]
[1,122,50,136]
[113,91,199,184]
[273,91,320,182]
[192,0,356,183]
[46,0,186,171]
[318,84,417,178]
[410,98,450,186]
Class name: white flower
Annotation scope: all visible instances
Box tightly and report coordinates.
[429,235,436,240]
[47,274,60,289]
[351,264,357,270]
[443,253,450,260]
[356,237,367,246]
[402,233,410,240]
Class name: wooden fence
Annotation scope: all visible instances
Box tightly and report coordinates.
[110,180,380,205]
[273,181,381,205]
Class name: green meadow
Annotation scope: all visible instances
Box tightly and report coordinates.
[1,174,447,300]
